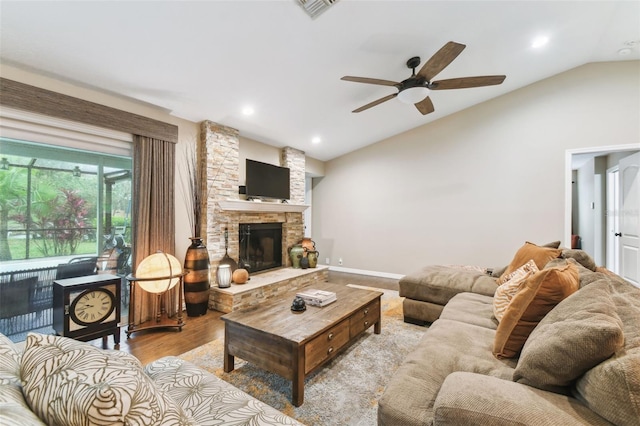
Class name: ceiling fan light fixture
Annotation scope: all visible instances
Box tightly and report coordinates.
[397,86,429,105]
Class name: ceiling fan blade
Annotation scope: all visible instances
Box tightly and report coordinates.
[414,96,435,115]
[341,76,399,87]
[352,93,398,113]
[431,75,506,90]
[417,41,466,81]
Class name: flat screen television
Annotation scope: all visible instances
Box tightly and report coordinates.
[245,159,290,201]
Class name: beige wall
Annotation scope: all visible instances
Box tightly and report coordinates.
[312,61,640,276]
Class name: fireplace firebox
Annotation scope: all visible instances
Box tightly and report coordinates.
[239,223,283,274]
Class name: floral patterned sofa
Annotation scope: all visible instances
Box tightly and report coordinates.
[0,332,302,425]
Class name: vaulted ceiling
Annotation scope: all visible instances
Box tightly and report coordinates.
[1,1,638,161]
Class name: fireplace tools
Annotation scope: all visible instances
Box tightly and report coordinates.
[219,227,238,273]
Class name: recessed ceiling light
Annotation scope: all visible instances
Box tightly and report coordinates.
[312,136,321,144]
[618,48,632,56]
[531,36,549,49]
[242,106,255,116]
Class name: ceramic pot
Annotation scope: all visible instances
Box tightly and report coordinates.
[301,238,316,252]
[183,237,210,317]
[307,250,319,268]
[300,256,309,269]
[289,244,304,268]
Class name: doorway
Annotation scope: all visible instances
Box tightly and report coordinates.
[566,144,640,285]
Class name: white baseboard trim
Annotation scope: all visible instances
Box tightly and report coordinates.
[325,265,404,280]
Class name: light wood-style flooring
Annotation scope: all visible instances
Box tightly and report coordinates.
[86,271,399,365]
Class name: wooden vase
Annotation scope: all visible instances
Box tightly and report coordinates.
[183,237,210,317]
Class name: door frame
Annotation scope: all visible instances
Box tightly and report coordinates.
[605,165,620,272]
[564,143,640,255]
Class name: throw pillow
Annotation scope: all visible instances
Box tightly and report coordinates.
[493,262,579,359]
[561,249,597,272]
[493,259,539,322]
[513,280,624,391]
[0,333,21,385]
[497,242,562,284]
[20,333,195,426]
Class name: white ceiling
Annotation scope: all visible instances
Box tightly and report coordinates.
[1,1,639,161]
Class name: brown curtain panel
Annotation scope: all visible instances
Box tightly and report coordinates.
[131,135,178,325]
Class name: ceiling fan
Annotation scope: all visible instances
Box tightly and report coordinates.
[341,41,506,115]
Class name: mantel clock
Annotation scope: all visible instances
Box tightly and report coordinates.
[53,274,121,345]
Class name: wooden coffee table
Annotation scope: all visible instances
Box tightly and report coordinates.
[222,282,383,406]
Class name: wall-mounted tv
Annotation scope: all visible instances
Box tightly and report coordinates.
[245,159,290,201]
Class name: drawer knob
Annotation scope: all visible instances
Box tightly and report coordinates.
[364,309,369,315]
[328,347,334,355]
[328,332,334,340]
[364,321,369,327]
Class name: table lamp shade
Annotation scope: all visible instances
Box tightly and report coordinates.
[136,252,182,293]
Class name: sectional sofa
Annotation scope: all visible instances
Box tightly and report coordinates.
[379,243,640,425]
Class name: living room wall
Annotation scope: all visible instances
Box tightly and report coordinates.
[312,60,640,277]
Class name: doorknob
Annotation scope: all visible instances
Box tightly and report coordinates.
[615,233,622,237]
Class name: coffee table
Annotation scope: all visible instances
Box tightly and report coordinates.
[222,282,383,406]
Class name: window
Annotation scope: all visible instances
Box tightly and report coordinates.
[0,138,132,268]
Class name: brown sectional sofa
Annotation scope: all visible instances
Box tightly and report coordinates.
[380,250,640,426]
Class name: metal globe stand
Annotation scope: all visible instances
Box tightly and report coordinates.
[126,260,189,338]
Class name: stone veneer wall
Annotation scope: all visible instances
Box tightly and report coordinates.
[210,268,329,313]
[281,146,306,204]
[199,120,307,277]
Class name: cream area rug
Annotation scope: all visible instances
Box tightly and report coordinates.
[178,285,428,426]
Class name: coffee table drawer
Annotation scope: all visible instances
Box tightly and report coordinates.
[350,299,380,336]
[305,319,350,373]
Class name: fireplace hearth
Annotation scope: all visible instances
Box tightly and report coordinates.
[239,223,283,274]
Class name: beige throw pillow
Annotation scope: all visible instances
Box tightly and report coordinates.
[493,262,579,359]
[493,259,539,322]
[513,280,624,391]
[497,242,562,284]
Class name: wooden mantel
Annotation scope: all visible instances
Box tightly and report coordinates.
[218,199,309,213]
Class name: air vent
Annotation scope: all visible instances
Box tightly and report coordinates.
[297,0,339,19]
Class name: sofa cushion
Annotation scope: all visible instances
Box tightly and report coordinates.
[513,280,624,391]
[493,262,579,359]
[497,242,562,284]
[0,333,20,385]
[572,275,640,426]
[399,265,497,306]
[20,333,195,426]
[493,259,539,322]
[440,292,498,330]
[0,333,47,426]
[145,356,303,425]
[434,372,614,426]
[378,318,516,425]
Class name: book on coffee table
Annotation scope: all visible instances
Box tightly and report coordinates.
[296,289,337,307]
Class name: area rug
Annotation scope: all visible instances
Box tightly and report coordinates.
[178,285,428,426]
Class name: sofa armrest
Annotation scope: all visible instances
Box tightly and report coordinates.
[433,372,613,426]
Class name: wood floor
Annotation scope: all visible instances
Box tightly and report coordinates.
[86,271,399,365]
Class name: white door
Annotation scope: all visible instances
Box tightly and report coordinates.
[619,152,640,287]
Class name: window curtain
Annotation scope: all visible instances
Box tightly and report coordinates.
[131,135,177,325]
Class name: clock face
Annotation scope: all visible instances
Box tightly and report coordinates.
[69,288,116,327]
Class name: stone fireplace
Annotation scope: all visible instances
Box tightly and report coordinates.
[198,121,306,272]
[198,121,326,312]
